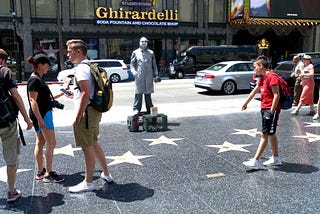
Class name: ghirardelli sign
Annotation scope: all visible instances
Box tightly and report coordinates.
[95,1,179,26]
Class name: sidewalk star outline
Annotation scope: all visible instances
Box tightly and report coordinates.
[206,141,252,153]
[142,135,184,146]
[0,166,32,183]
[231,128,261,137]
[106,151,154,166]
[53,144,82,156]
[304,122,320,127]
[293,132,320,143]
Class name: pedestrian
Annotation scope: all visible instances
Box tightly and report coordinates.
[130,37,159,114]
[242,55,282,169]
[26,54,65,183]
[0,48,33,202]
[290,55,315,115]
[66,39,113,193]
[290,55,304,106]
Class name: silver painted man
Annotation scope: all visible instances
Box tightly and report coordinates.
[130,37,158,114]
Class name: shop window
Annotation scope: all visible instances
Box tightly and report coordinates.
[70,0,97,19]
[209,0,225,23]
[0,0,21,17]
[30,0,56,18]
[178,0,196,22]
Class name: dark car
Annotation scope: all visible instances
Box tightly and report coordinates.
[250,61,320,102]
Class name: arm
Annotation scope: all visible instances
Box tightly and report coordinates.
[242,84,260,111]
[270,84,280,114]
[130,52,137,75]
[75,79,90,123]
[28,91,46,130]
[9,88,33,130]
[152,53,159,77]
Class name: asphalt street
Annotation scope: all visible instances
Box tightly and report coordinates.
[1,80,320,213]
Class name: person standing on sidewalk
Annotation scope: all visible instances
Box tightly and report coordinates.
[26,54,65,183]
[130,37,159,114]
[0,49,33,202]
[290,55,304,106]
[242,55,282,169]
[66,39,113,193]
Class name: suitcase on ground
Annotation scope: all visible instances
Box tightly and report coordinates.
[143,114,168,132]
[127,114,143,132]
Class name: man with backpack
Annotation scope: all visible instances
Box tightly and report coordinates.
[0,49,33,202]
[65,40,113,193]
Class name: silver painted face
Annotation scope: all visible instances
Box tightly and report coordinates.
[139,37,148,49]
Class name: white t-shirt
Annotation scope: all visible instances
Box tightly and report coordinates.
[73,59,95,109]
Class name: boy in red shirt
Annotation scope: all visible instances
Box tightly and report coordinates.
[241,56,282,169]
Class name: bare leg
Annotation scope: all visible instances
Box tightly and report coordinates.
[93,143,110,176]
[269,134,279,157]
[7,165,17,192]
[34,133,45,172]
[254,133,268,160]
[41,129,57,174]
[82,145,95,183]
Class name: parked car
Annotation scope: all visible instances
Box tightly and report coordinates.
[57,59,129,83]
[194,61,255,95]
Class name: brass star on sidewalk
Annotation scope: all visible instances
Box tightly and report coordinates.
[231,128,261,137]
[106,151,154,166]
[0,166,32,183]
[206,141,252,153]
[304,122,320,127]
[142,135,184,146]
[53,144,82,156]
[293,132,320,143]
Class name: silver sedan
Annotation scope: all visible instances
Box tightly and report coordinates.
[194,61,254,95]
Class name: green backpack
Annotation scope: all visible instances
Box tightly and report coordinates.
[82,62,113,112]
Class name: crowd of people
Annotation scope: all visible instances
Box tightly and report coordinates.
[2,40,320,202]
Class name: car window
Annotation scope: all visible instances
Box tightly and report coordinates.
[95,61,109,67]
[314,64,320,74]
[207,63,227,71]
[275,63,294,71]
[108,61,122,67]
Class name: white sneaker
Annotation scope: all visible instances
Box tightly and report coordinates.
[243,158,259,169]
[69,181,95,193]
[101,172,113,183]
[313,113,320,120]
[263,156,282,166]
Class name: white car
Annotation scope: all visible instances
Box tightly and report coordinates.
[57,59,129,83]
[194,61,255,95]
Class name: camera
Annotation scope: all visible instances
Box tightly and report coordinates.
[51,100,64,109]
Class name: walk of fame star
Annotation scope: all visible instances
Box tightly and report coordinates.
[206,141,252,153]
[106,151,154,166]
[293,132,320,143]
[0,166,32,183]
[231,128,261,137]
[53,144,82,156]
[304,122,320,127]
[142,135,184,146]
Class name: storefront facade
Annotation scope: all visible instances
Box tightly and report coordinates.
[0,0,227,80]
[1,0,320,81]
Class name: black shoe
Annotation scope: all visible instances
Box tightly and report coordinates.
[35,168,46,180]
[43,171,64,183]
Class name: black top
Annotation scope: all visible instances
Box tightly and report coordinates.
[27,75,52,128]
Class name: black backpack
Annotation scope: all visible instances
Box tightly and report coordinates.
[0,66,19,128]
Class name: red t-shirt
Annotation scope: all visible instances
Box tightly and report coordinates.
[258,71,281,109]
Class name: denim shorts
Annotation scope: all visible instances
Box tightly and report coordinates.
[36,110,54,133]
[261,109,280,135]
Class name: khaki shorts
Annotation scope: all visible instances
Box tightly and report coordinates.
[0,121,20,165]
[73,106,102,147]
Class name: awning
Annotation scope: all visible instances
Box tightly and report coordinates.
[229,18,319,26]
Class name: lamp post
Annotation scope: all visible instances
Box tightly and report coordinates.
[57,0,65,70]
[10,0,21,82]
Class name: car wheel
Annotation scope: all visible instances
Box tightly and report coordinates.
[110,74,120,83]
[176,71,184,79]
[222,80,236,95]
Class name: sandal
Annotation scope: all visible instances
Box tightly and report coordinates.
[306,111,315,116]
